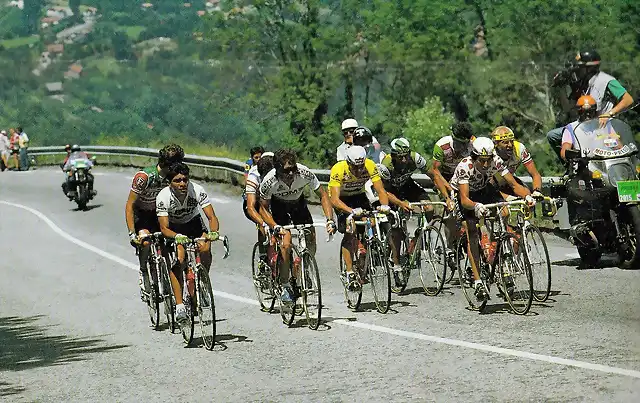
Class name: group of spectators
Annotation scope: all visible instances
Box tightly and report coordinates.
[0,127,30,172]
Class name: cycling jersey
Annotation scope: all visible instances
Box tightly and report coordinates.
[450,155,509,192]
[131,166,168,211]
[328,159,381,196]
[243,164,261,201]
[381,151,427,188]
[432,136,475,178]
[156,181,211,225]
[494,141,533,186]
[259,163,320,201]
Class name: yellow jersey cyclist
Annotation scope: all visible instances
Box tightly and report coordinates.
[490,126,544,200]
[258,149,335,303]
[329,145,390,290]
[451,137,535,301]
[125,144,184,301]
[156,162,221,326]
[377,137,432,287]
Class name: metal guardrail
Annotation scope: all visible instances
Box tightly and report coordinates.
[27,145,570,229]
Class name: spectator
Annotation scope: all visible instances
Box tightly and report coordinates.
[9,128,20,170]
[17,126,29,171]
[0,130,9,171]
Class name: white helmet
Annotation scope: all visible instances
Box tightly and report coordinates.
[345,145,367,166]
[472,137,495,157]
[341,118,358,131]
[261,151,274,158]
[376,163,391,180]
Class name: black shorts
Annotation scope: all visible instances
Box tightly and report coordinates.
[242,198,261,222]
[172,216,207,239]
[134,208,160,233]
[335,193,372,234]
[387,180,429,204]
[495,175,528,197]
[455,184,503,220]
[270,197,313,226]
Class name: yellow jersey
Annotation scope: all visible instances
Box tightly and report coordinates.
[328,159,381,196]
[494,141,533,185]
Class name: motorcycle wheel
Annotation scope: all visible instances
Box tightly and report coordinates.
[577,246,601,268]
[620,205,640,270]
[76,184,88,210]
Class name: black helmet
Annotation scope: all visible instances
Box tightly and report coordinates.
[574,50,601,66]
[71,144,81,152]
[353,126,373,145]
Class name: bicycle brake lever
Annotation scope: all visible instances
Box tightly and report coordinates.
[222,236,230,259]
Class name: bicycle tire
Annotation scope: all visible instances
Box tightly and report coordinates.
[338,247,362,310]
[301,251,322,330]
[196,266,217,350]
[522,225,552,302]
[180,295,195,345]
[418,226,447,296]
[497,233,533,315]
[276,252,296,326]
[251,242,276,312]
[456,233,488,311]
[145,260,160,330]
[367,238,391,314]
[385,227,409,294]
[158,257,176,333]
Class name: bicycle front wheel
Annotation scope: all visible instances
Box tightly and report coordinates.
[386,228,409,294]
[367,238,391,314]
[145,262,160,330]
[418,226,447,296]
[456,233,487,311]
[277,253,296,326]
[158,257,176,333]
[251,242,276,312]
[301,252,322,330]
[522,225,552,302]
[196,266,216,350]
[497,233,533,315]
[339,247,362,310]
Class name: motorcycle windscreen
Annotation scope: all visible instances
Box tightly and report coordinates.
[572,118,638,159]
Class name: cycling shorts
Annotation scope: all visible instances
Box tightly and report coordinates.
[455,184,503,221]
[171,216,208,239]
[270,197,313,226]
[134,208,160,234]
[387,180,429,204]
[335,193,372,234]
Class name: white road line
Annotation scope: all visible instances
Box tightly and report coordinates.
[2,199,640,380]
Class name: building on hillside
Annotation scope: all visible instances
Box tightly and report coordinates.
[47,43,64,54]
[142,3,153,8]
[64,64,83,80]
[9,1,24,10]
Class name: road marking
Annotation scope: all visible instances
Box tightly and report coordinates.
[2,199,640,380]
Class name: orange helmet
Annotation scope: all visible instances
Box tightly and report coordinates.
[576,95,596,111]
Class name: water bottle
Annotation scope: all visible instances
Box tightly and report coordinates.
[578,180,586,191]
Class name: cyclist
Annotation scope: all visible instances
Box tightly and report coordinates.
[258,149,335,303]
[490,126,544,199]
[378,137,431,287]
[329,145,390,290]
[244,152,275,254]
[61,145,97,199]
[451,137,534,300]
[125,144,185,301]
[244,146,264,177]
[429,121,475,262]
[353,126,386,164]
[156,162,220,326]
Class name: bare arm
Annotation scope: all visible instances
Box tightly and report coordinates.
[329,186,354,214]
[158,216,178,239]
[314,186,335,221]
[246,193,264,225]
[459,183,475,211]
[372,180,389,206]
[125,191,139,234]
[609,92,634,117]
[429,160,453,198]
[202,205,219,233]
[259,198,277,229]
[524,162,543,192]
[560,142,573,161]
[503,173,531,198]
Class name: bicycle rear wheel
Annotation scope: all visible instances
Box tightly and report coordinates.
[158,257,176,333]
[301,251,322,330]
[367,238,391,314]
[251,242,276,312]
[276,253,296,326]
[522,225,552,302]
[418,226,447,296]
[339,248,362,310]
[145,261,160,330]
[456,233,488,311]
[196,266,216,350]
[180,295,195,345]
[497,233,533,315]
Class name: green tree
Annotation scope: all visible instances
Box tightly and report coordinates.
[403,97,455,158]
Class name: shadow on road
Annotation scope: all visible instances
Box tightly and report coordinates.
[0,381,25,397]
[70,204,103,212]
[552,257,618,269]
[0,315,129,373]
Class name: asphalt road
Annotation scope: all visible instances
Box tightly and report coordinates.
[1,167,639,402]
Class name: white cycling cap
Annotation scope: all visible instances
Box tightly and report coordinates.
[341,118,358,131]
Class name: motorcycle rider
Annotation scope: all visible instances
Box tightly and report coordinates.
[353,126,386,164]
[560,95,599,162]
[61,145,97,199]
[547,50,634,164]
[336,118,358,161]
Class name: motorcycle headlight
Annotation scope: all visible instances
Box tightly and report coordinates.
[608,163,635,187]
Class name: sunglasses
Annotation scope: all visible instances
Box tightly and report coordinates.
[343,129,355,135]
[172,177,189,183]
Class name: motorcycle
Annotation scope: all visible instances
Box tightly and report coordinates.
[68,158,95,210]
[550,117,640,269]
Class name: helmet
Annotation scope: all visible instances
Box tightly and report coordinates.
[491,126,515,142]
[71,144,81,152]
[471,137,495,157]
[64,144,71,151]
[354,126,372,139]
[576,94,597,110]
[574,50,601,66]
[261,151,274,158]
[341,118,358,131]
[390,137,411,155]
[376,163,391,180]
[345,145,367,166]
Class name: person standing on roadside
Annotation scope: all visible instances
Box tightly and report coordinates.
[9,128,20,170]
[0,130,10,171]
[17,126,29,171]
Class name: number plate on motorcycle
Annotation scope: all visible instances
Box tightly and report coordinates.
[616,180,640,202]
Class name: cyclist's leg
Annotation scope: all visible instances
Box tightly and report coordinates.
[403,181,430,254]
[270,198,294,285]
[171,243,186,306]
[292,197,316,256]
[456,192,483,282]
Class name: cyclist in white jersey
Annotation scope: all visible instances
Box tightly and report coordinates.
[259,149,335,303]
[156,162,220,325]
[244,152,275,260]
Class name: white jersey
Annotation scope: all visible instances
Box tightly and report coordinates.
[259,163,321,201]
[156,181,211,225]
[450,155,509,192]
[244,164,262,197]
